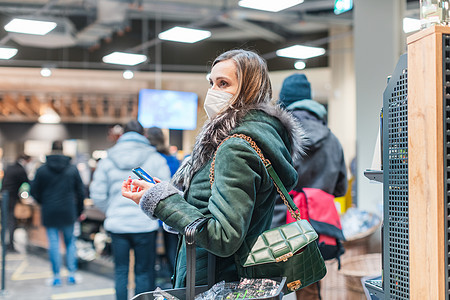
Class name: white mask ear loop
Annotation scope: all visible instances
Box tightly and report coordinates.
[203,89,233,119]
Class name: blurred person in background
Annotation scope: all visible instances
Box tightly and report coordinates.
[272,73,348,300]
[90,120,171,300]
[108,124,124,144]
[30,141,85,287]
[1,153,31,253]
[147,126,180,274]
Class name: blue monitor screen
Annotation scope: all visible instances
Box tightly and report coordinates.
[138,89,198,130]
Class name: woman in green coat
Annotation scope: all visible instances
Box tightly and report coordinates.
[122,49,305,288]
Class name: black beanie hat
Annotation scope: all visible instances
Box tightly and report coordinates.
[124,120,144,135]
[51,140,63,151]
[279,74,311,107]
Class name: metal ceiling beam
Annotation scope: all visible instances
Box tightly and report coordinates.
[0,4,94,17]
[0,0,339,72]
[217,15,285,43]
[290,0,335,12]
[300,13,353,26]
[0,59,209,72]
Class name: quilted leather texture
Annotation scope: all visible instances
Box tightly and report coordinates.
[243,219,318,266]
[238,242,327,291]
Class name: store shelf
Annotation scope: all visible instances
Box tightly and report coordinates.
[364,169,383,183]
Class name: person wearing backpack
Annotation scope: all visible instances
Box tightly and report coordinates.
[272,73,348,300]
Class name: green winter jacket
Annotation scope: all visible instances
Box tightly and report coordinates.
[141,107,302,288]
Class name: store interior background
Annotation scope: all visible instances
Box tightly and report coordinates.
[0,0,413,244]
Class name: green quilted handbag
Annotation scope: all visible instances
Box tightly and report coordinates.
[211,134,327,292]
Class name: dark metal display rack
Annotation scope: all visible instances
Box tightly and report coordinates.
[366,32,450,299]
[365,53,410,299]
[443,34,450,299]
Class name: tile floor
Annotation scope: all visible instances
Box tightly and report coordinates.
[4,228,378,299]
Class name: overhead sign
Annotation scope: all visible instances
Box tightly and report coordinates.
[334,0,353,15]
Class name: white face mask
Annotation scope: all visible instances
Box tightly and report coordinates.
[203,89,234,119]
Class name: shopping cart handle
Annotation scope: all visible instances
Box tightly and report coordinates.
[185,217,208,245]
[184,217,209,300]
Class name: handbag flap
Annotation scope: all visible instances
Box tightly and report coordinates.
[242,219,318,267]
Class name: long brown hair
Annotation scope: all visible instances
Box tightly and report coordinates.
[212,49,272,108]
[172,50,276,189]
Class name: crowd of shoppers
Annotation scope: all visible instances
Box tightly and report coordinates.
[0,124,180,297]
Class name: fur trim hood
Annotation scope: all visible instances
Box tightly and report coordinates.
[173,102,306,189]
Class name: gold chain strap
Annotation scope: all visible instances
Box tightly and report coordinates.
[209,133,301,220]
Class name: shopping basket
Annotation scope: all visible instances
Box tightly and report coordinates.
[132,218,287,300]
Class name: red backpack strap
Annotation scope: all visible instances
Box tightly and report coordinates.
[304,188,342,230]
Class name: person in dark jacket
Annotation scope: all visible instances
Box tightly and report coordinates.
[122,50,305,289]
[31,141,85,287]
[273,73,348,300]
[1,154,31,252]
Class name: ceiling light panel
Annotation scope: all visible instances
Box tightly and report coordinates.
[276,45,326,59]
[102,52,147,66]
[123,70,134,80]
[40,68,52,77]
[38,107,61,124]
[238,0,304,12]
[5,18,57,35]
[294,61,306,70]
[158,27,211,43]
[0,47,18,59]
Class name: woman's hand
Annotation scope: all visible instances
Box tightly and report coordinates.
[121,176,160,205]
